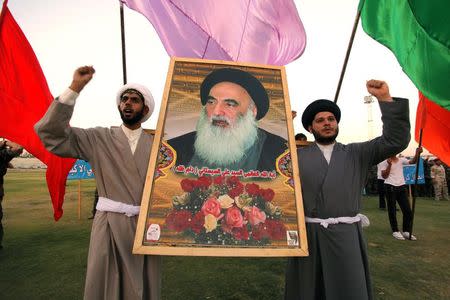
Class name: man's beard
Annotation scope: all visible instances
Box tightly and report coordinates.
[311,127,339,145]
[194,108,258,166]
[119,106,145,126]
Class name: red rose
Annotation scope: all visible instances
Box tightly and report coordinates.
[190,211,205,234]
[213,175,226,185]
[225,206,244,229]
[259,188,275,202]
[196,176,212,189]
[251,223,270,241]
[232,226,249,241]
[228,182,244,198]
[201,197,222,218]
[266,219,286,240]
[165,210,192,232]
[245,183,260,196]
[180,179,195,192]
[226,176,240,187]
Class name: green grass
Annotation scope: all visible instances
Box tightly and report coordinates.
[0,170,449,299]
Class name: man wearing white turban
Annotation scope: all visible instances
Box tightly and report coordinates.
[35,66,161,300]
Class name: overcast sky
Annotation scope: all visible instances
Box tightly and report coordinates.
[5,0,422,155]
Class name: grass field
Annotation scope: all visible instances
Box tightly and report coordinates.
[0,169,449,299]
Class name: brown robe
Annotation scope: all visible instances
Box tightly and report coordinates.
[35,100,161,300]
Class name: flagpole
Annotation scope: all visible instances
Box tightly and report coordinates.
[334,6,362,103]
[120,1,127,85]
[409,129,423,240]
[409,92,427,240]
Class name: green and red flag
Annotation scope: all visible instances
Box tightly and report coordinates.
[415,92,450,165]
[359,0,450,163]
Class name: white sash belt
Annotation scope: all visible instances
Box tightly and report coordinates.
[305,213,370,228]
[96,197,140,217]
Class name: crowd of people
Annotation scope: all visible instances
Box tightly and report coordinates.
[1,65,448,300]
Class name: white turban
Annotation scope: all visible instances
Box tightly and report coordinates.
[116,83,155,123]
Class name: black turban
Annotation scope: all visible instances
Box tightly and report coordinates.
[200,68,269,120]
[302,99,341,130]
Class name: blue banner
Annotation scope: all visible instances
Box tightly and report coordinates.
[403,158,425,185]
[67,160,94,180]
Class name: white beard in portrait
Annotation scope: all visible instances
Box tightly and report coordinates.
[194,106,258,166]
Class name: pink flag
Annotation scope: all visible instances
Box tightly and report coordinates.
[121,0,306,65]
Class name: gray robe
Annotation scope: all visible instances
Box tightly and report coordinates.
[285,99,410,300]
[35,100,161,300]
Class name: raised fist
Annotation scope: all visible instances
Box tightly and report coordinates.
[70,65,95,93]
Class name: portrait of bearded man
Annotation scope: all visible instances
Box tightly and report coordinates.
[167,67,288,172]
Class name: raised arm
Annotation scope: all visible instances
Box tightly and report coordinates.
[34,66,96,160]
[408,147,423,164]
[366,80,410,164]
[352,80,410,170]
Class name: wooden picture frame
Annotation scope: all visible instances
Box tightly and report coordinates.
[134,58,307,257]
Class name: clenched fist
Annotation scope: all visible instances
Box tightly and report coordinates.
[69,65,95,93]
[366,79,393,102]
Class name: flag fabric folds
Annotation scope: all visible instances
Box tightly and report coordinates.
[0,2,76,220]
[360,0,450,110]
[415,92,450,166]
[121,0,306,65]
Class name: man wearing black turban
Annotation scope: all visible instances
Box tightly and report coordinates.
[285,80,411,300]
[168,68,287,172]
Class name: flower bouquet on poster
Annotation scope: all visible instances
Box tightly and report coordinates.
[164,175,286,246]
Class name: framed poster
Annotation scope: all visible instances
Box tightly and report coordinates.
[134,58,307,257]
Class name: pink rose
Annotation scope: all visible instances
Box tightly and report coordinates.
[225,206,244,229]
[201,197,222,218]
[245,206,266,226]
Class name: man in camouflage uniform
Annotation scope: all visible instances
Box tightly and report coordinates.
[430,159,449,201]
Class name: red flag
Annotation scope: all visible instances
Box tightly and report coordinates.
[0,2,75,220]
[415,92,450,166]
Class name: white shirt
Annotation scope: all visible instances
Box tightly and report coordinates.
[380,157,408,186]
[377,162,385,180]
[58,88,142,154]
[120,125,142,154]
[317,142,335,164]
